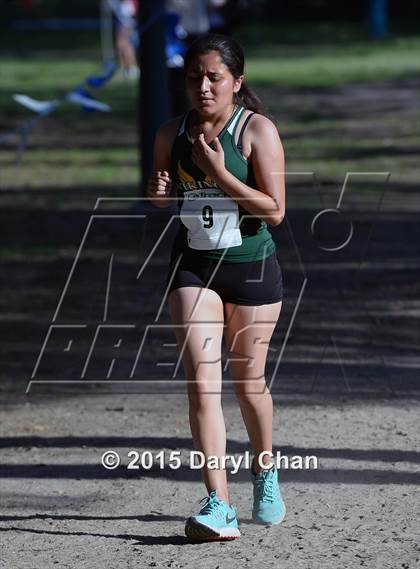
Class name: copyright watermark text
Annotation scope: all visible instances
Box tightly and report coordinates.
[101,450,318,473]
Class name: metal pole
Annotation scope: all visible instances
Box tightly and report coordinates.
[139,0,170,196]
[368,0,389,39]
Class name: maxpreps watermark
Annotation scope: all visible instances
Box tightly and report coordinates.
[101,450,318,473]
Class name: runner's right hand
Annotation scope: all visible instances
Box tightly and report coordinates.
[147,170,172,201]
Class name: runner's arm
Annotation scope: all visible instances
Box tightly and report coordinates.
[147,119,179,208]
[212,115,285,226]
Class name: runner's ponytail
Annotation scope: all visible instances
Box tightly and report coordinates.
[234,81,265,115]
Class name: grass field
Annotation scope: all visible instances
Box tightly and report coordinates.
[0,22,419,192]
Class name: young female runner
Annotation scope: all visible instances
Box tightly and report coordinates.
[147,33,286,541]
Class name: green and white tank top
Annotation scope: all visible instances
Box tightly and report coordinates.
[170,104,277,263]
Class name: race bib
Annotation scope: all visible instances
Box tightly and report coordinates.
[180,188,243,250]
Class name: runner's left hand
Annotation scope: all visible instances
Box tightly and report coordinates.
[191,134,225,180]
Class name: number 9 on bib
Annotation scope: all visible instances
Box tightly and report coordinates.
[180,188,243,250]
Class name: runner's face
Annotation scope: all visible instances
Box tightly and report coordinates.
[186,51,243,114]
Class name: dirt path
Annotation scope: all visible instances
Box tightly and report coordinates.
[0,394,419,569]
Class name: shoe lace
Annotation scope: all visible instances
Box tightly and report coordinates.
[255,471,275,502]
[198,493,222,515]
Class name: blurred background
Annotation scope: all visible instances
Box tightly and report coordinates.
[0,0,419,397]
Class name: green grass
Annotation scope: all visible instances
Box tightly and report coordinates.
[286,156,419,184]
[244,37,420,86]
[0,148,140,189]
[1,26,418,106]
[1,130,417,190]
[1,68,138,122]
[234,22,420,86]
[0,23,419,191]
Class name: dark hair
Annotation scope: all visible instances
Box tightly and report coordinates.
[184,33,266,115]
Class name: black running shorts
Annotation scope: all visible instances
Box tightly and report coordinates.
[166,249,283,306]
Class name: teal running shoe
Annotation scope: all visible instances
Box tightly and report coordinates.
[251,462,286,525]
[185,489,241,541]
